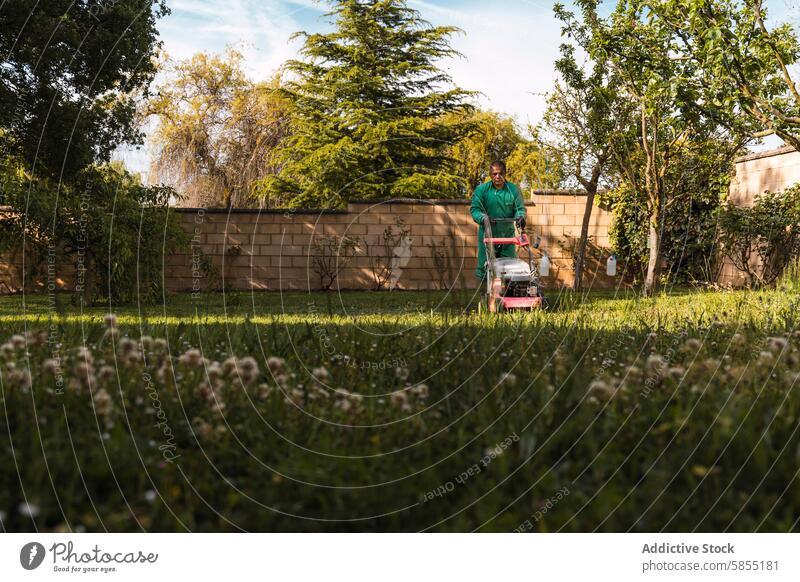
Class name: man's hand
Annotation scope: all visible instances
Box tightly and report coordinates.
[516,216,526,231]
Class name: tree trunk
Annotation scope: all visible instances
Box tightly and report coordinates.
[644,196,665,296]
[573,185,597,292]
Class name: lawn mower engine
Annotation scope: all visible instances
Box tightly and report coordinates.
[490,257,544,311]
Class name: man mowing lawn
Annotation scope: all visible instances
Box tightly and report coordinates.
[469,160,527,288]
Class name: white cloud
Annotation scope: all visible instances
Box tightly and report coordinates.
[410,1,565,130]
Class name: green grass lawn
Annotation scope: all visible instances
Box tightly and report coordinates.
[1,288,799,532]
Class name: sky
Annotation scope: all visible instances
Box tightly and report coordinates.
[117,0,800,176]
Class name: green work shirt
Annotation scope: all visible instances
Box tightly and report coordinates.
[469,180,527,281]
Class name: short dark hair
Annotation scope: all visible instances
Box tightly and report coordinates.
[490,160,507,173]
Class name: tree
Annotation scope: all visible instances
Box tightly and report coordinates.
[556,0,747,295]
[0,0,169,179]
[446,110,525,193]
[645,0,800,151]
[506,126,565,196]
[603,135,737,285]
[542,42,633,290]
[446,110,562,196]
[146,49,291,207]
[260,0,475,208]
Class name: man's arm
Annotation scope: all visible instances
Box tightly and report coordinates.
[512,183,526,220]
[470,183,487,224]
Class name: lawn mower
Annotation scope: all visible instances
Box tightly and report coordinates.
[480,216,546,313]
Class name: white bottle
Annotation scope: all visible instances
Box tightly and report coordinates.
[607,254,617,276]
[539,253,550,277]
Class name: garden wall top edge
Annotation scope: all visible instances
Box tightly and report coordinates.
[734,145,796,163]
[172,207,348,215]
[168,190,602,213]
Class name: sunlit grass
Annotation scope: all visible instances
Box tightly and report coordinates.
[2,287,799,532]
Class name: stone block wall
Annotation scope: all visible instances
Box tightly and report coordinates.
[165,193,615,293]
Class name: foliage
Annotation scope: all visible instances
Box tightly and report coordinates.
[259,0,475,208]
[645,0,800,151]
[310,234,361,291]
[0,0,169,179]
[146,48,291,208]
[445,110,525,194]
[543,40,633,290]
[505,127,565,196]
[718,184,800,287]
[602,137,734,286]
[2,289,800,531]
[0,161,187,304]
[556,0,747,295]
[445,111,561,196]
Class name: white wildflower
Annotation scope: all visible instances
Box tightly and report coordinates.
[17,501,40,518]
[93,389,113,417]
[267,356,286,374]
[312,366,330,382]
[498,372,517,387]
[411,384,429,400]
[103,313,118,329]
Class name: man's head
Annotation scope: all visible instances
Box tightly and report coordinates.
[490,160,507,189]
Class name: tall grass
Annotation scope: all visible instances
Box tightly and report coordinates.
[1,289,798,532]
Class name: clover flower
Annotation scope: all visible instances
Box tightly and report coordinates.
[103,313,118,329]
[0,343,14,359]
[312,366,330,382]
[411,383,429,400]
[684,338,702,351]
[17,501,40,519]
[267,356,286,374]
[43,358,61,376]
[498,372,517,387]
[766,336,787,353]
[588,379,615,401]
[97,365,115,383]
[93,389,113,418]
[238,357,260,386]
[7,367,32,391]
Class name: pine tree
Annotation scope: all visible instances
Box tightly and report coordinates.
[260,0,475,208]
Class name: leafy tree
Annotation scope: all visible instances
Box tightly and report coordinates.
[645,0,800,151]
[0,0,169,179]
[506,126,565,195]
[602,136,736,285]
[446,110,562,196]
[446,110,525,193]
[260,0,475,208]
[557,0,747,295]
[543,41,633,290]
[146,49,291,208]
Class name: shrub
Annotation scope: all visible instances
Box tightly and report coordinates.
[0,161,188,304]
[310,234,361,291]
[718,184,800,288]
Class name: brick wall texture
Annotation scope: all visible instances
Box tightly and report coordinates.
[166,193,613,293]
